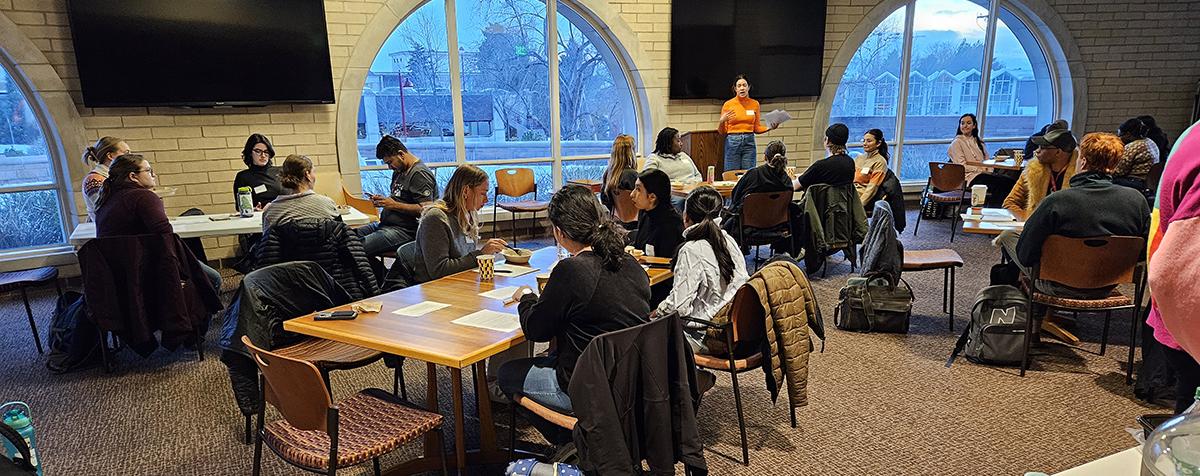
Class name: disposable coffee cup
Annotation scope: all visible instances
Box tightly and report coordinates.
[535,273,550,293]
[971,184,987,207]
[477,254,495,280]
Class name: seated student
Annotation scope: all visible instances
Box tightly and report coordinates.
[398,164,507,284]
[601,134,639,228]
[260,154,339,232]
[728,140,792,217]
[81,136,130,222]
[797,123,855,190]
[233,133,284,210]
[949,113,1015,207]
[655,186,748,353]
[629,169,684,258]
[499,185,651,443]
[997,132,1150,301]
[357,135,438,257]
[1023,119,1069,165]
[1114,117,1161,185]
[95,154,221,291]
[642,127,701,182]
[853,128,890,204]
[1003,128,1079,220]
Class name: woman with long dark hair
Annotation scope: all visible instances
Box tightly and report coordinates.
[499,184,650,443]
[656,186,748,352]
[629,168,684,258]
[232,133,284,210]
[81,136,129,222]
[949,113,1015,206]
[643,127,701,182]
[1115,117,1161,182]
[853,128,890,204]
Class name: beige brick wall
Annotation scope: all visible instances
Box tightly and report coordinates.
[2,0,1198,261]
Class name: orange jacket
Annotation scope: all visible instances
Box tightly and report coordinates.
[718,97,769,134]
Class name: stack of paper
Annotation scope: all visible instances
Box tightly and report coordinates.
[451,310,521,332]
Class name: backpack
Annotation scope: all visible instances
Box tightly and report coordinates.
[505,459,581,476]
[45,291,103,374]
[946,285,1029,367]
[834,275,913,334]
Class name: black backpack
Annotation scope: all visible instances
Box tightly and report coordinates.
[834,275,914,334]
[45,291,103,374]
[947,285,1029,367]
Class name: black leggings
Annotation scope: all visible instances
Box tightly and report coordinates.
[969,173,1017,208]
[1163,346,1200,414]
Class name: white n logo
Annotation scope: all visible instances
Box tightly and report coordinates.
[990,307,1017,324]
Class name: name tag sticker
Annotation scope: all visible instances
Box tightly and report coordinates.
[746,110,755,116]
[860,167,871,175]
[253,184,268,194]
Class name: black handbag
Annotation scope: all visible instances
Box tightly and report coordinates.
[834,276,914,334]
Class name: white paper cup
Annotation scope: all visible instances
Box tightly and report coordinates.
[971,184,987,207]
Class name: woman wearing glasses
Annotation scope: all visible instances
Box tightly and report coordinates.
[232,133,284,210]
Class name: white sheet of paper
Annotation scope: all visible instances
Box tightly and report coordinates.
[645,244,656,257]
[761,109,792,127]
[961,214,1017,222]
[478,286,519,300]
[474,263,538,277]
[451,310,521,333]
[391,301,450,317]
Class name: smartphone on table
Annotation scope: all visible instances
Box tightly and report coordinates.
[314,310,358,321]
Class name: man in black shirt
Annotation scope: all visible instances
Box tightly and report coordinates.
[358,136,437,256]
[797,123,856,189]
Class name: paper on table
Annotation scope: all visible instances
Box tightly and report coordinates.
[451,309,521,333]
[391,301,450,317]
[478,286,519,300]
[474,263,538,277]
[961,213,1017,222]
[761,109,792,128]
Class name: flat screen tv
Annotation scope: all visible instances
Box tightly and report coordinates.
[67,0,335,107]
[670,0,826,100]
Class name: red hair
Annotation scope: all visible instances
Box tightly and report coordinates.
[1078,132,1124,173]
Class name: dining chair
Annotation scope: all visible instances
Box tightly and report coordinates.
[901,249,964,330]
[243,336,446,476]
[341,186,380,223]
[612,188,639,226]
[493,168,549,246]
[736,191,793,269]
[913,162,968,241]
[1017,235,1145,381]
[722,169,748,181]
[0,267,61,354]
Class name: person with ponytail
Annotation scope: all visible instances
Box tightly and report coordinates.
[499,184,650,443]
[727,139,793,221]
[854,128,890,204]
[601,134,639,220]
[629,168,684,258]
[81,136,129,222]
[655,186,748,353]
[398,164,507,283]
[260,154,339,232]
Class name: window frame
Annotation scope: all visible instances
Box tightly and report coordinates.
[357,0,646,208]
[831,0,1065,183]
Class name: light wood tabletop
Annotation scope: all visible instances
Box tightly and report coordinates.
[960,207,1024,235]
[966,158,1024,171]
[671,180,736,198]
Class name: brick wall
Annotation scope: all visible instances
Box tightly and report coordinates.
[1,0,1197,261]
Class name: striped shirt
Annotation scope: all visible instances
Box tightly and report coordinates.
[261,190,339,232]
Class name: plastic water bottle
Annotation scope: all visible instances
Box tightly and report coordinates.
[1143,388,1200,475]
[706,165,715,183]
[236,186,254,217]
[2,402,41,475]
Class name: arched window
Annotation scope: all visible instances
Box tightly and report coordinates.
[358,0,641,203]
[829,0,1066,181]
[0,64,65,252]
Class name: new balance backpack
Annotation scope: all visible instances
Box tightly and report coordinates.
[946,285,1029,367]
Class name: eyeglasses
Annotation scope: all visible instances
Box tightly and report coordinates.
[252,148,271,156]
[138,167,156,176]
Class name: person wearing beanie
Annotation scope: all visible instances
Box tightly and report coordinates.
[796,123,855,189]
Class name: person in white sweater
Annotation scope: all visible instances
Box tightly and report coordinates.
[642,127,702,182]
[652,185,748,353]
[947,113,1014,207]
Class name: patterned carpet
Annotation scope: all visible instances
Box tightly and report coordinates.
[0,210,1166,475]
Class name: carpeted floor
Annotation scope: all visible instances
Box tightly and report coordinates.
[0,210,1167,475]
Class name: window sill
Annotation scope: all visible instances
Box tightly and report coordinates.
[0,245,78,274]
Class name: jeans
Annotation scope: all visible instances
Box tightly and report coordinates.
[357,223,415,257]
[199,261,222,293]
[499,356,574,444]
[724,133,757,171]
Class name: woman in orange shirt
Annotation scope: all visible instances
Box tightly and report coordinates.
[718,75,777,172]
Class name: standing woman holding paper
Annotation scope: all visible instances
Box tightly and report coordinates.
[718,75,778,172]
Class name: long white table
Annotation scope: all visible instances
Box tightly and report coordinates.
[68,208,372,245]
[1052,446,1140,475]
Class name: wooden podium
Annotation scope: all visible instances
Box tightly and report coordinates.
[680,130,725,178]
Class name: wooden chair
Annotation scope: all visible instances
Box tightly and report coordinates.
[685,285,796,465]
[243,336,446,476]
[0,267,61,354]
[902,249,964,330]
[722,169,748,181]
[913,162,968,241]
[1018,235,1146,380]
[612,188,639,226]
[507,396,579,462]
[341,186,379,223]
[493,168,549,245]
[735,191,793,268]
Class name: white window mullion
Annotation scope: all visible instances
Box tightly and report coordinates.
[891,0,918,173]
[547,0,563,190]
[977,0,1001,136]
[444,0,467,164]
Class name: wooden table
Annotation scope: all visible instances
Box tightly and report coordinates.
[960,208,1024,235]
[68,208,372,245]
[671,181,735,198]
[566,178,602,193]
[284,246,671,473]
[966,158,1024,171]
[1053,446,1140,475]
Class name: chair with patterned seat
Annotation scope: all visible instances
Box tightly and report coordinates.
[494,168,550,245]
[243,336,446,476]
[1017,235,1145,380]
[0,267,61,354]
[913,162,969,241]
